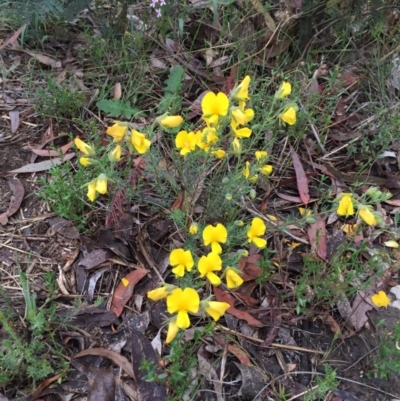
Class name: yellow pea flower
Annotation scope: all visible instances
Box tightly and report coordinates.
[74,137,95,156]
[159,115,183,128]
[247,217,267,249]
[95,174,108,195]
[166,319,179,344]
[371,291,390,308]
[280,107,296,125]
[170,248,194,277]
[243,161,258,182]
[260,165,273,175]
[358,205,377,226]
[275,81,292,99]
[130,129,151,154]
[198,252,223,286]
[203,223,228,254]
[87,181,97,202]
[176,130,197,156]
[108,145,122,162]
[106,122,127,142]
[384,240,399,248]
[189,223,199,235]
[299,208,312,217]
[203,301,230,321]
[231,108,254,125]
[232,137,242,153]
[231,119,252,138]
[337,193,354,217]
[202,92,229,123]
[196,127,218,152]
[255,151,267,161]
[225,268,243,289]
[233,75,251,101]
[147,285,176,301]
[167,288,200,329]
[79,157,95,167]
[212,149,226,159]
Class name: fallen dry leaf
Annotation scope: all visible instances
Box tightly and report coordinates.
[0,24,25,50]
[290,146,310,205]
[213,286,263,327]
[239,254,262,281]
[73,348,135,379]
[5,153,75,174]
[214,335,251,366]
[29,141,73,157]
[307,217,327,261]
[25,50,62,68]
[130,329,167,401]
[0,178,24,225]
[111,269,148,317]
[9,110,19,133]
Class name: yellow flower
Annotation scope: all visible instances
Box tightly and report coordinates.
[233,75,251,101]
[87,181,97,202]
[212,149,226,159]
[225,268,243,289]
[255,151,267,161]
[371,291,390,308]
[231,119,252,138]
[384,240,399,248]
[231,108,254,125]
[203,301,230,321]
[176,130,197,156]
[275,81,292,99]
[108,145,122,162]
[95,174,108,195]
[130,129,151,154]
[280,107,296,125]
[358,205,377,226]
[232,137,241,153]
[147,285,175,301]
[196,127,218,152]
[243,161,258,182]
[260,165,273,175]
[106,122,127,142]
[337,193,354,217]
[79,157,95,167]
[299,208,312,217]
[166,319,179,343]
[203,223,228,254]
[189,223,198,235]
[170,248,194,277]
[201,92,229,122]
[198,252,223,286]
[74,137,95,156]
[167,288,200,329]
[247,217,267,249]
[159,115,183,128]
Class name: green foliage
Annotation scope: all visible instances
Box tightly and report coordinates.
[158,65,185,114]
[96,98,146,119]
[35,79,85,121]
[140,325,214,401]
[2,0,91,24]
[372,321,400,379]
[0,272,68,386]
[37,160,90,228]
[303,364,338,401]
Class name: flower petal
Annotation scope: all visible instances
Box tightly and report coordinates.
[371,291,390,308]
[176,310,191,329]
[280,107,296,125]
[226,268,243,289]
[147,286,169,301]
[204,301,230,321]
[166,320,179,343]
[160,115,183,128]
